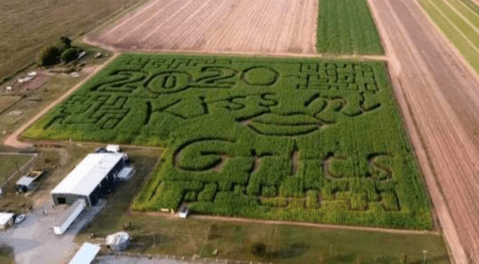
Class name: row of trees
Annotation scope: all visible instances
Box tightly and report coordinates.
[36,36,81,66]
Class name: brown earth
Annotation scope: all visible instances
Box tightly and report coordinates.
[3,53,119,149]
[89,0,318,54]
[368,0,479,263]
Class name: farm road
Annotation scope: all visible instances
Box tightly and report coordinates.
[368,0,479,262]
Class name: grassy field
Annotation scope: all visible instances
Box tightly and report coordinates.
[420,0,479,75]
[0,245,15,264]
[25,53,431,229]
[0,154,35,184]
[0,43,113,143]
[0,0,143,81]
[317,0,384,55]
[79,153,449,264]
[0,96,22,114]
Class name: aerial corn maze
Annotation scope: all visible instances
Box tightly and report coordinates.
[25,54,431,229]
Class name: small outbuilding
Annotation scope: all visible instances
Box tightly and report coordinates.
[0,212,14,230]
[106,231,130,251]
[16,177,35,193]
[51,153,127,207]
[106,144,120,153]
[68,242,101,264]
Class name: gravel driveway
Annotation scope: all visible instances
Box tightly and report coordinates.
[0,200,106,264]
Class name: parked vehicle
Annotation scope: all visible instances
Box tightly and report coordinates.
[179,205,189,218]
[14,214,26,224]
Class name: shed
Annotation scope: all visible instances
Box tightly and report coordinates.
[51,153,126,207]
[16,177,35,193]
[106,144,120,153]
[0,212,14,230]
[68,242,100,264]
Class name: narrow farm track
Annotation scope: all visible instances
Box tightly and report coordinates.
[368,0,479,262]
[89,0,318,54]
[129,209,441,236]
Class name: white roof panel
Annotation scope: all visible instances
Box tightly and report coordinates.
[51,153,124,197]
[16,176,35,186]
[69,242,100,264]
[0,212,14,225]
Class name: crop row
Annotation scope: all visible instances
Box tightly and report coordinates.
[317,0,384,55]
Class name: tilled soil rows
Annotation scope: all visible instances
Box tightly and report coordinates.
[90,0,318,54]
[368,0,479,262]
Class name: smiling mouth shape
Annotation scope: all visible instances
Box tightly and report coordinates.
[244,113,322,136]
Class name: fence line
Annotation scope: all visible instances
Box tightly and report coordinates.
[0,152,38,189]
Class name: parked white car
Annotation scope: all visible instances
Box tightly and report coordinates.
[14,214,26,224]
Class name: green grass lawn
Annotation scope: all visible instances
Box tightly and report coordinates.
[25,53,431,229]
[0,96,22,114]
[317,0,384,55]
[420,0,479,75]
[0,154,34,184]
[0,245,15,264]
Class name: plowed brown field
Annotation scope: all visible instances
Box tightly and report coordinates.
[368,0,479,263]
[89,0,318,54]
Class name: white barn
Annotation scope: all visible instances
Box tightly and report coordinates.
[51,153,127,207]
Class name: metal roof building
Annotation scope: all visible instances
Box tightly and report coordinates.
[16,176,35,192]
[68,242,101,264]
[0,212,14,230]
[51,153,126,207]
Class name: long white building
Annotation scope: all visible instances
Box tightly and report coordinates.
[51,153,126,207]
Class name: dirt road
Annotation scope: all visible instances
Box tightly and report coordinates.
[89,0,318,54]
[3,53,118,149]
[368,0,479,262]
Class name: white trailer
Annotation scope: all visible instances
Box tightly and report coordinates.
[53,199,86,235]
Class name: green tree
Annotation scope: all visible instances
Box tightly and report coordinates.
[60,48,78,63]
[56,36,72,53]
[36,45,60,66]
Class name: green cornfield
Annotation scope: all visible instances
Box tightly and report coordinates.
[317,0,384,55]
[25,53,431,229]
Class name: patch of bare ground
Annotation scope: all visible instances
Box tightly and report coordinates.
[89,0,318,55]
[368,0,479,262]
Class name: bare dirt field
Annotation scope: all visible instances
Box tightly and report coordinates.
[89,0,318,54]
[368,0,479,262]
[0,0,141,81]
